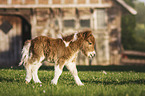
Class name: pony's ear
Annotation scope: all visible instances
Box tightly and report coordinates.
[83,30,92,39]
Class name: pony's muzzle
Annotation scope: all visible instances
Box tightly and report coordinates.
[88,51,96,58]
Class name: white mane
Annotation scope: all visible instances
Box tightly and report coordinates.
[57,32,78,47]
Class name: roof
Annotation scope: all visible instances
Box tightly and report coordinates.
[0,0,137,15]
[116,0,137,15]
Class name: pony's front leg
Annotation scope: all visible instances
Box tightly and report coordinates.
[51,64,64,85]
[66,62,84,86]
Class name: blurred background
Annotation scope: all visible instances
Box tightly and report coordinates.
[0,0,144,67]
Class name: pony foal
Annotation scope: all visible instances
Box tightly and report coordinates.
[19,30,96,86]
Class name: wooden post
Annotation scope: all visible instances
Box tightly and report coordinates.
[49,0,52,4]
[86,0,90,4]
[98,0,102,4]
[74,0,77,4]
[61,0,64,4]
[30,9,37,38]
[58,8,63,33]
[93,9,97,30]
[7,0,12,5]
[104,33,110,64]
[35,0,39,4]
[75,8,80,29]
[22,0,25,4]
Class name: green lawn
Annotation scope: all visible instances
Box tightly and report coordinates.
[0,65,145,96]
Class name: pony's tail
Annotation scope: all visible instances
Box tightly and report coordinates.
[19,40,31,66]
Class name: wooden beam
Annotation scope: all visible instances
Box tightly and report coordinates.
[0,9,30,21]
[116,0,137,15]
[0,4,112,8]
[123,50,145,57]
[121,59,145,64]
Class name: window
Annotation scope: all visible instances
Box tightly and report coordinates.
[95,9,107,29]
[80,19,90,28]
[63,19,75,28]
[55,19,59,26]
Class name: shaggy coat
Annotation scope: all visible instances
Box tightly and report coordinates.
[19,30,96,85]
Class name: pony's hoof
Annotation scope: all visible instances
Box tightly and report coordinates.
[51,80,57,85]
[77,83,84,86]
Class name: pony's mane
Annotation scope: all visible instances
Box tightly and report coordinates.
[58,30,92,47]
[62,30,92,41]
[62,34,74,42]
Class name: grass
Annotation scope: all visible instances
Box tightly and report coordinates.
[0,65,145,96]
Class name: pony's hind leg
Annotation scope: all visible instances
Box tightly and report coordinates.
[25,55,44,84]
[24,64,32,84]
[31,56,44,83]
[31,63,42,83]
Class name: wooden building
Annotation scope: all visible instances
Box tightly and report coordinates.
[0,0,137,67]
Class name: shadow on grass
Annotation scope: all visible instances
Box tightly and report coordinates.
[0,65,145,72]
[40,65,145,72]
[77,65,145,72]
[82,79,145,85]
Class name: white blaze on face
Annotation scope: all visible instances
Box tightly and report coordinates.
[88,51,96,58]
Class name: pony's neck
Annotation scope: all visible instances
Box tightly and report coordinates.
[69,33,84,51]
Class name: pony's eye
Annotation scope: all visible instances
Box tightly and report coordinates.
[88,42,92,45]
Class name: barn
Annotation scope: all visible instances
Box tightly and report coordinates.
[0,0,137,67]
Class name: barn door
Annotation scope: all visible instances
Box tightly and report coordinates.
[0,16,22,67]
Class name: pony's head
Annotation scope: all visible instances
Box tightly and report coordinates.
[80,30,96,58]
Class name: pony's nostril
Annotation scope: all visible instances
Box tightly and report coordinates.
[90,54,93,57]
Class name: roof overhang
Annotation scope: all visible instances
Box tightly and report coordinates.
[0,0,137,15]
[0,4,112,9]
[116,0,137,15]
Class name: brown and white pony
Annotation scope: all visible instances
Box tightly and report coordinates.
[19,30,96,86]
